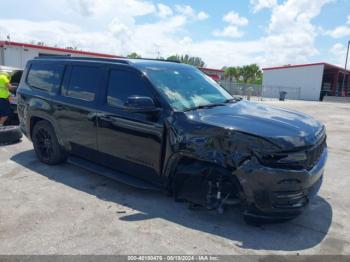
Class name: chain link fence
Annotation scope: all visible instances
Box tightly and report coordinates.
[262,85,301,100]
[220,80,301,101]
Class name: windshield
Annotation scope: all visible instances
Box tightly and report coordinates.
[143,67,233,111]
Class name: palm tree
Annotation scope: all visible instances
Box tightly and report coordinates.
[240,64,262,84]
[224,67,241,82]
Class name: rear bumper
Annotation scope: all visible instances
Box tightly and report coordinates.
[236,147,327,219]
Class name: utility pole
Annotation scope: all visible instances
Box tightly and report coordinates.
[341,40,350,95]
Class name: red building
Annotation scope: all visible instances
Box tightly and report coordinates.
[199,67,225,82]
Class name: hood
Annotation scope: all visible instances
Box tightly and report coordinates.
[185,101,324,150]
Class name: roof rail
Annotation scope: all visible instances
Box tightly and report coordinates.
[34,56,130,64]
[130,57,181,63]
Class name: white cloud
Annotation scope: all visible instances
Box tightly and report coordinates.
[175,5,195,17]
[260,0,333,65]
[250,0,277,13]
[157,3,173,18]
[174,5,209,21]
[329,43,347,66]
[179,36,193,45]
[213,11,248,38]
[325,15,350,38]
[197,11,209,21]
[0,19,117,51]
[0,17,263,68]
[0,0,335,68]
[223,11,248,26]
[70,0,94,16]
[213,26,244,38]
[188,40,264,67]
[69,0,156,17]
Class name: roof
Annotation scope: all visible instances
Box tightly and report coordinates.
[0,41,123,59]
[263,62,350,73]
[32,56,191,70]
[131,59,195,70]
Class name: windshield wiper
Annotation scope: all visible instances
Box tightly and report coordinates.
[224,97,242,103]
[184,97,242,112]
[184,103,226,112]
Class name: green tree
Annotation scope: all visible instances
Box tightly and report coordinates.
[127,52,142,59]
[240,65,252,83]
[224,64,262,84]
[166,55,179,62]
[166,54,205,67]
[224,67,241,82]
[251,64,263,84]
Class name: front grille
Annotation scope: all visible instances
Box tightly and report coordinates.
[305,136,327,169]
[260,134,326,170]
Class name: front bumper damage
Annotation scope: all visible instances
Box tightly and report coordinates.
[235,147,327,219]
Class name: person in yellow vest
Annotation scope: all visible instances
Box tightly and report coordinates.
[0,72,16,126]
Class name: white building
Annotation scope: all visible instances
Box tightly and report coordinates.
[262,62,350,101]
[0,41,121,69]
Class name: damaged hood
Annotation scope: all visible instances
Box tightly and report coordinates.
[185,101,324,150]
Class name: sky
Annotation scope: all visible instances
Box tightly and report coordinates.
[0,0,349,68]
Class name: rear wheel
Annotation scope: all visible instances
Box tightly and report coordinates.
[32,121,67,165]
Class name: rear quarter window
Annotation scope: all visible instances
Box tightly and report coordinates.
[27,63,64,92]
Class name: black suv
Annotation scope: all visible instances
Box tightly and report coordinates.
[17,57,327,222]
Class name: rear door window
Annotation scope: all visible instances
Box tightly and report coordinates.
[107,69,153,108]
[27,63,64,91]
[66,66,101,101]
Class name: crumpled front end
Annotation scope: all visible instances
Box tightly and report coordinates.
[167,112,328,219]
[235,147,327,219]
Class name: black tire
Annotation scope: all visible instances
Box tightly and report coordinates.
[3,113,19,126]
[0,125,22,145]
[32,121,67,165]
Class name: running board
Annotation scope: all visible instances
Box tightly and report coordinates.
[67,156,161,191]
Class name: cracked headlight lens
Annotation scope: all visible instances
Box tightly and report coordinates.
[261,151,307,164]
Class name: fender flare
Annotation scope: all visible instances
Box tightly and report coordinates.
[28,112,69,150]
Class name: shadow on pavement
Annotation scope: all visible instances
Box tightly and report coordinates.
[11,150,333,251]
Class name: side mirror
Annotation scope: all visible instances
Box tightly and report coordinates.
[124,96,159,113]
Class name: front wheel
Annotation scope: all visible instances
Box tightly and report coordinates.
[32,121,67,165]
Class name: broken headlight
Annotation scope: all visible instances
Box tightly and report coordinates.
[259,151,307,169]
[228,132,308,169]
[228,132,280,164]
